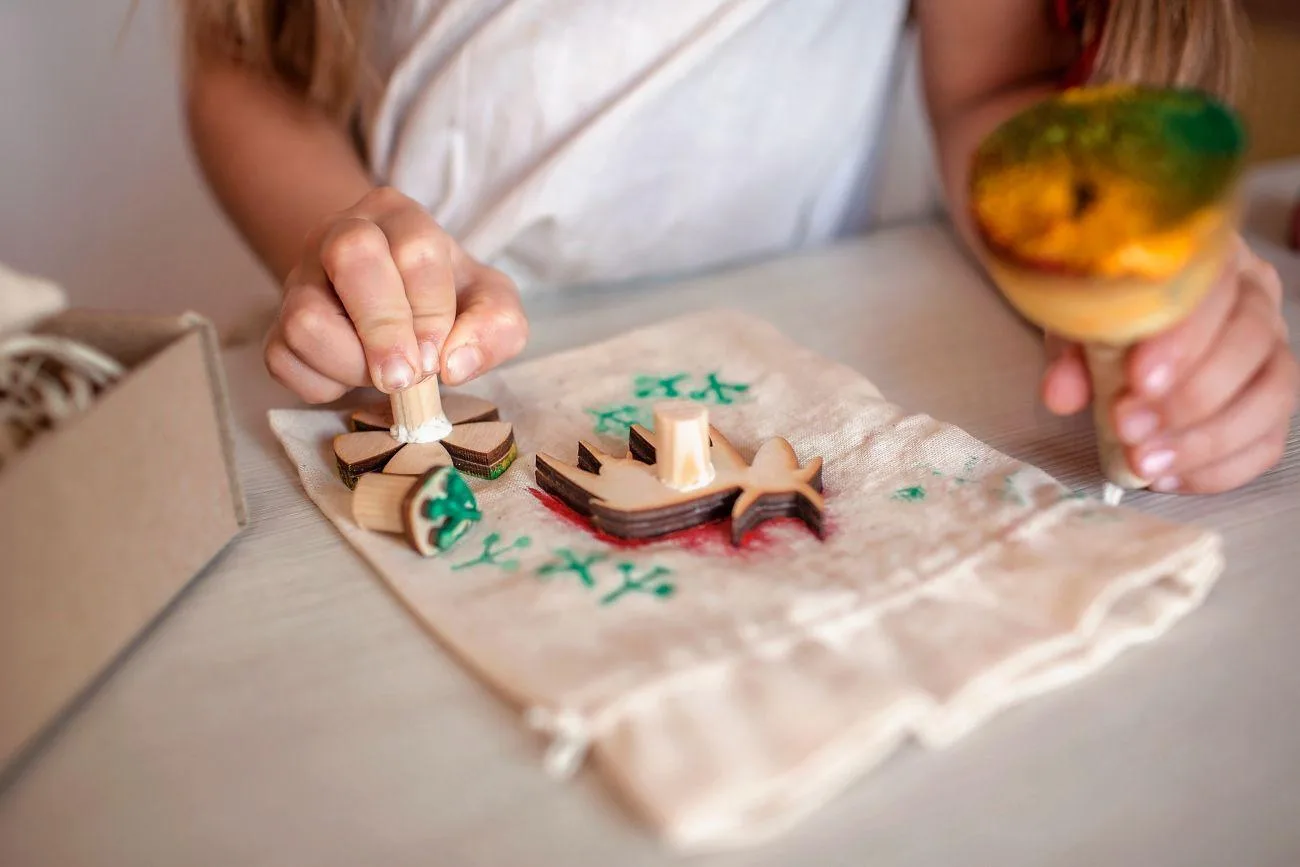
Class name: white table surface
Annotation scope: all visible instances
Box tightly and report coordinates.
[2,164,1299,867]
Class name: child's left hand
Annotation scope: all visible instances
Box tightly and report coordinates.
[1041,236,1297,494]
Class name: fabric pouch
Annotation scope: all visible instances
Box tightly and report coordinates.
[269,310,1222,851]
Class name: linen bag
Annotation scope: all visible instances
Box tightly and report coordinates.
[269,310,1222,850]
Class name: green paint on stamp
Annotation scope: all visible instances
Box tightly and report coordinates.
[892,485,927,502]
[485,443,519,479]
[416,466,482,552]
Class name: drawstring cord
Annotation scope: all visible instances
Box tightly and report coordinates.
[524,707,593,779]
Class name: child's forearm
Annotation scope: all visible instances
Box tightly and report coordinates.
[916,0,1071,259]
[183,59,374,283]
[929,84,1061,257]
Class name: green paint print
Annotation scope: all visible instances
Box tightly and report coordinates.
[536,550,674,607]
[634,374,690,400]
[537,549,608,589]
[952,456,980,485]
[587,405,650,436]
[998,472,1029,506]
[892,485,927,502]
[586,372,754,436]
[600,563,675,606]
[452,532,532,572]
[688,372,750,406]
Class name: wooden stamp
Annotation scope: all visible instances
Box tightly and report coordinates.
[352,465,481,556]
[969,85,1246,502]
[535,401,825,545]
[334,386,517,488]
[389,375,453,443]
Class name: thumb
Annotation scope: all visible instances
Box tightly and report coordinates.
[1040,332,1091,415]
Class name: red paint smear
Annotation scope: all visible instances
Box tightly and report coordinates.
[527,488,832,557]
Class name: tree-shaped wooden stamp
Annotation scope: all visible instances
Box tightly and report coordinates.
[332,376,517,488]
[535,401,826,545]
[352,464,482,556]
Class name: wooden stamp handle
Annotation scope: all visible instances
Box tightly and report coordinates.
[352,473,416,533]
[1083,342,1149,491]
[653,402,715,491]
[390,375,452,444]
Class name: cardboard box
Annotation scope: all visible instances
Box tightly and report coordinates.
[0,310,247,772]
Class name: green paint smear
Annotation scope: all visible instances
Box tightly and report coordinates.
[974,86,1247,228]
[487,444,518,479]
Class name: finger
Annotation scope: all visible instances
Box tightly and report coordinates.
[263,323,351,404]
[1135,282,1282,435]
[1129,343,1299,480]
[440,264,529,385]
[318,217,418,393]
[370,207,459,376]
[1124,256,1239,400]
[1041,338,1091,415]
[279,277,370,388]
[1238,240,1284,310]
[1148,427,1291,495]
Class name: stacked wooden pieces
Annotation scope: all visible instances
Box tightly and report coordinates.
[535,401,826,546]
[336,376,516,556]
[352,465,482,556]
[334,384,517,488]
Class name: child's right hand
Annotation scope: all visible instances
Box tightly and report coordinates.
[263,187,528,403]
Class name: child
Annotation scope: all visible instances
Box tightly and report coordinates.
[182,0,1295,494]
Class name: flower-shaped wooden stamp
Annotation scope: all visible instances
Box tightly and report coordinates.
[535,401,825,545]
[333,376,517,488]
[352,465,482,556]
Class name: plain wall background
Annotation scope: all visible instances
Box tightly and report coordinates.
[0,0,274,336]
[0,1,941,343]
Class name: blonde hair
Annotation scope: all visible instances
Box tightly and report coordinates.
[181,0,373,119]
[181,0,1249,120]
[1085,0,1249,102]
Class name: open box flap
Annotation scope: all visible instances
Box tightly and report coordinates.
[33,308,247,527]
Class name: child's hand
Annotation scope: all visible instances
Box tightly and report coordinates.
[264,187,527,403]
[1041,237,1297,494]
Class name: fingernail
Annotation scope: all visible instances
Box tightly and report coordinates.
[445,345,483,383]
[419,340,440,375]
[1150,476,1180,492]
[1138,448,1176,477]
[1143,363,1173,396]
[1118,408,1159,444]
[379,355,415,391]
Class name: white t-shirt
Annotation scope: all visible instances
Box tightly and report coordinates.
[357,0,913,290]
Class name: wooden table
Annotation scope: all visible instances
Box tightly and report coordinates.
[2,166,1299,866]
